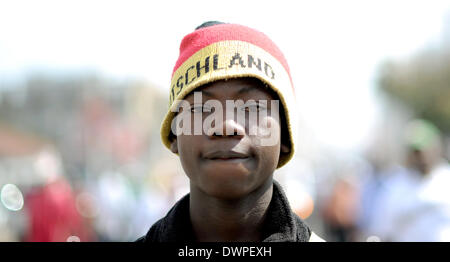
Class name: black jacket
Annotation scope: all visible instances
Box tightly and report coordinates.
[137,180,312,242]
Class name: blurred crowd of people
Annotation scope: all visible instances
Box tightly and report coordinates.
[0,75,449,242]
[317,119,450,242]
[0,76,186,242]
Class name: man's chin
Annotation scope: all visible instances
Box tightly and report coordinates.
[203,187,251,200]
[198,177,254,200]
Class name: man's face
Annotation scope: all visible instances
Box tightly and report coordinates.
[171,78,286,199]
[407,146,440,175]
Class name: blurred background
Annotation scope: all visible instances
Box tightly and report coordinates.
[1,0,450,242]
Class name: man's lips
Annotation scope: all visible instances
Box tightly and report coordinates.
[203,150,250,161]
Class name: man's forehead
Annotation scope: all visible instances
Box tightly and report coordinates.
[185,78,273,100]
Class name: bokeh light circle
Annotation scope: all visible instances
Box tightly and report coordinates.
[1,184,24,211]
[67,235,81,242]
[366,235,381,242]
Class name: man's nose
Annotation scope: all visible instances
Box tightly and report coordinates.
[207,117,245,138]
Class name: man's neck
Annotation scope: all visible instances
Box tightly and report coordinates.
[189,178,273,242]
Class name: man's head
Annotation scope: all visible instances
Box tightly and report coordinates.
[404,119,443,175]
[160,21,297,198]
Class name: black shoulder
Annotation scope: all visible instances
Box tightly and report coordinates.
[135,218,165,243]
[293,214,312,242]
[135,235,146,242]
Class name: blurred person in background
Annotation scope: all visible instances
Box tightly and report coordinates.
[321,176,360,242]
[24,149,94,242]
[359,119,450,241]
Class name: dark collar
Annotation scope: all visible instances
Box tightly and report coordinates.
[139,180,311,242]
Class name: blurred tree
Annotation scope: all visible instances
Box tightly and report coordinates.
[377,18,450,134]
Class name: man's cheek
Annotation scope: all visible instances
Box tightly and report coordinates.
[252,117,280,147]
[178,135,198,158]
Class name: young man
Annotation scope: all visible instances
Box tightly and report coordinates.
[138,21,323,242]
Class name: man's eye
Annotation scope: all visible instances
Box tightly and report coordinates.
[190,105,202,113]
[242,104,266,112]
[191,105,212,113]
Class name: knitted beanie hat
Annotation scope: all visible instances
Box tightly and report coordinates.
[160,21,298,168]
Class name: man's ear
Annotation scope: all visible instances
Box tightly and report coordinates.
[170,137,178,154]
[281,143,290,154]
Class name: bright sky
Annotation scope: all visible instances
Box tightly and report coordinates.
[0,0,449,152]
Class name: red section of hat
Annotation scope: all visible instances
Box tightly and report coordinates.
[172,23,292,83]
